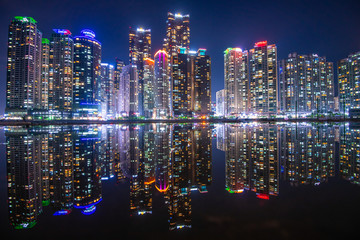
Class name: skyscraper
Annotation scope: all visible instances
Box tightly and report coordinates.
[114,58,125,90]
[143,58,155,118]
[41,38,50,110]
[129,65,139,117]
[100,63,115,119]
[163,12,190,57]
[338,51,360,115]
[6,16,42,119]
[224,48,249,117]
[162,12,192,119]
[114,58,125,118]
[249,41,277,117]
[129,27,151,116]
[279,53,335,117]
[154,50,171,118]
[216,89,226,116]
[48,29,74,119]
[118,64,137,117]
[73,29,102,119]
[192,49,211,116]
[172,48,192,117]
[172,48,211,117]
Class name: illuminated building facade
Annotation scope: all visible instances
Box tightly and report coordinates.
[118,65,132,116]
[193,49,211,116]
[338,51,360,115]
[129,27,151,116]
[73,29,102,119]
[6,16,42,118]
[172,48,211,117]
[249,41,278,117]
[100,63,115,119]
[216,89,226,116]
[224,48,249,117]
[279,53,335,116]
[163,12,190,57]
[143,58,155,118]
[41,38,50,110]
[154,50,171,118]
[48,29,74,119]
[114,58,125,118]
[172,48,192,117]
[129,65,139,117]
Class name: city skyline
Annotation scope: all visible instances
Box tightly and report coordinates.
[1,0,360,116]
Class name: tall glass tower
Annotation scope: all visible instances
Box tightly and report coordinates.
[224,48,249,117]
[41,38,50,111]
[100,63,115,120]
[129,27,151,116]
[163,12,190,57]
[73,29,102,119]
[49,29,74,119]
[338,51,360,115]
[6,16,42,119]
[154,50,170,119]
[249,41,278,117]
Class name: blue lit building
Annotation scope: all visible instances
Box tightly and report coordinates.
[73,29,102,119]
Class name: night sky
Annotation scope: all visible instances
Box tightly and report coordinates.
[0,0,359,115]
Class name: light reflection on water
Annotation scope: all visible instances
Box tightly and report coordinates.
[1,122,360,238]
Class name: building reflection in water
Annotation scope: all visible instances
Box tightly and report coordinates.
[219,123,278,199]
[5,123,360,230]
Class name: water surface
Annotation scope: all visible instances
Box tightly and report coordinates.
[0,123,359,239]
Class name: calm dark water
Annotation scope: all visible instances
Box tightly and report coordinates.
[0,122,360,239]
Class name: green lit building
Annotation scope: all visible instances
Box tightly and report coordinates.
[5,16,42,119]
